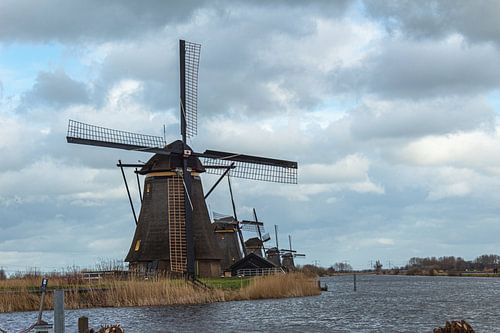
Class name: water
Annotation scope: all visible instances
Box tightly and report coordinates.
[1,275,499,332]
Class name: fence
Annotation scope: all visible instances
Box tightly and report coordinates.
[236,267,285,276]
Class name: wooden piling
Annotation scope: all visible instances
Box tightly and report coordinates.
[353,273,357,292]
[78,316,89,333]
[54,290,64,333]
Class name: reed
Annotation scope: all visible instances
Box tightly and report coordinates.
[232,273,320,300]
[0,273,319,313]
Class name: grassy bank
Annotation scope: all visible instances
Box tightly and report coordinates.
[0,273,320,313]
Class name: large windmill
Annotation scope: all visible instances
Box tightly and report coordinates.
[66,40,298,279]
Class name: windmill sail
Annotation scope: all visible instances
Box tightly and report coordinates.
[180,40,201,140]
[240,219,265,232]
[202,150,298,184]
[66,120,167,153]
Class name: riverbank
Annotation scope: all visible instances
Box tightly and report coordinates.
[0,273,320,313]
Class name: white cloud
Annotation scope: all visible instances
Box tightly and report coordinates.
[301,154,370,183]
[399,129,500,173]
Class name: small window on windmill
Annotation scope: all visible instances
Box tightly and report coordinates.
[146,183,151,194]
[135,240,141,251]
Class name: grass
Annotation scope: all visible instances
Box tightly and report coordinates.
[461,272,500,278]
[199,276,251,290]
[0,273,320,313]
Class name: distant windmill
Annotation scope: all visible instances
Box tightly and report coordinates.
[205,164,247,265]
[210,176,268,269]
[280,235,306,270]
[241,208,270,258]
[266,225,282,266]
[212,213,242,271]
[66,40,298,279]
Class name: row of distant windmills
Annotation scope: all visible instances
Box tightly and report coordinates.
[210,186,305,275]
[66,40,303,279]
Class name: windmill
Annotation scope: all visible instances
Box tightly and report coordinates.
[205,163,247,269]
[280,235,305,271]
[266,225,282,266]
[211,212,242,270]
[207,167,268,267]
[241,208,270,258]
[66,40,298,279]
[265,225,305,268]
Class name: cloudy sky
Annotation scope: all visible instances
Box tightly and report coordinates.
[1,0,500,273]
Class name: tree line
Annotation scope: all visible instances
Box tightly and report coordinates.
[405,254,499,272]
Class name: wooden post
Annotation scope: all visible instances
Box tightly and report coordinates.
[54,289,64,333]
[78,317,89,333]
[353,273,357,292]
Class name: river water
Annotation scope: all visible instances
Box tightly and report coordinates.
[1,275,499,332]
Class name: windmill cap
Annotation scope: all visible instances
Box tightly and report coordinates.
[138,140,205,174]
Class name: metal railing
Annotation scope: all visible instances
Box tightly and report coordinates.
[236,267,285,277]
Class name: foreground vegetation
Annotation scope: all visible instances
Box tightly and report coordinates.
[0,273,320,313]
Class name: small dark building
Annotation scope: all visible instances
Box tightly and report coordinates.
[229,253,277,276]
[245,237,264,257]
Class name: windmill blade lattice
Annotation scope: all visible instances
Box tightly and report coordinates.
[240,223,266,233]
[202,150,298,184]
[182,41,201,139]
[67,120,167,153]
[240,219,265,233]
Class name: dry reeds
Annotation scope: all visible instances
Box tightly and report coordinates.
[0,273,319,313]
[232,273,320,300]
[103,278,225,306]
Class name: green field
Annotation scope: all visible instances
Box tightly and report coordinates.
[199,276,252,289]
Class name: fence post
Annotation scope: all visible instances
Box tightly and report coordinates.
[54,289,64,333]
[78,317,89,333]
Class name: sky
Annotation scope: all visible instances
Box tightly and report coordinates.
[1,0,500,274]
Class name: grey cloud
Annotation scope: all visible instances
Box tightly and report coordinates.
[335,37,500,99]
[0,0,208,42]
[348,97,495,140]
[23,70,89,107]
[0,0,349,42]
[0,0,351,118]
[90,4,352,118]
[364,0,500,45]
